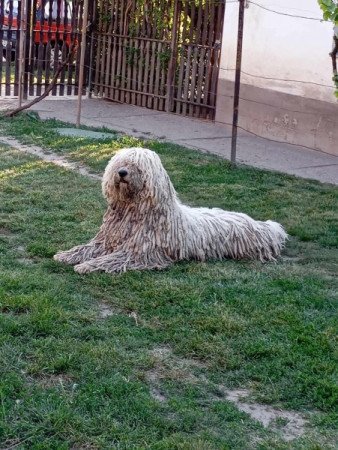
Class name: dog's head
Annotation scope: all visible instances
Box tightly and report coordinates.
[102,148,175,205]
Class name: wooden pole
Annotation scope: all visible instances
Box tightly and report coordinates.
[86,16,95,99]
[231,0,245,166]
[76,0,89,127]
[18,0,26,107]
[166,0,180,113]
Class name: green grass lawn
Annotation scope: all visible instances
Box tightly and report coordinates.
[0,114,337,449]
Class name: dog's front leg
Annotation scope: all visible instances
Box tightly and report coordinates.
[74,249,172,274]
[74,250,130,274]
[54,240,107,266]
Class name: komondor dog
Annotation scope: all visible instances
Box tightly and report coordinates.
[54,147,287,274]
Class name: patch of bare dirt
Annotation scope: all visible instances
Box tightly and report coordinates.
[147,346,204,382]
[149,345,172,360]
[0,136,101,181]
[149,386,167,403]
[28,373,76,389]
[146,365,199,385]
[146,346,204,402]
[218,388,307,441]
[97,302,119,319]
[149,346,206,369]
[146,346,308,441]
[17,257,36,265]
[14,245,39,265]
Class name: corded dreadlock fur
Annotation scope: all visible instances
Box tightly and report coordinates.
[54,147,287,274]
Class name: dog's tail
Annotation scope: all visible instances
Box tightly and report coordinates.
[262,220,288,261]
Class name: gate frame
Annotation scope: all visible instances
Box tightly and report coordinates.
[91,0,226,120]
[0,0,93,101]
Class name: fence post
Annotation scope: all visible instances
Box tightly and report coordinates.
[231,0,246,166]
[76,0,89,126]
[166,0,180,113]
[18,0,27,107]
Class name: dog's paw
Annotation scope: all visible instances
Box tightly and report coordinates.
[74,262,92,274]
[53,252,69,263]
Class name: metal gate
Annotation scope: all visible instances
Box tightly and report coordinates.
[0,0,93,98]
[93,0,225,119]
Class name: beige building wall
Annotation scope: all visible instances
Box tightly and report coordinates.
[216,0,338,156]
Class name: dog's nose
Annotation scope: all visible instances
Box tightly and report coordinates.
[118,168,128,178]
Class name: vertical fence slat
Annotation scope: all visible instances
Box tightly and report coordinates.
[166,0,179,113]
[104,0,114,98]
[98,0,108,97]
[153,41,161,110]
[113,0,122,101]
[13,0,22,97]
[67,0,79,95]
[120,35,128,103]
[194,0,204,116]
[4,0,14,95]
[175,0,189,115]
[58,0,70,97]
[181,44,192,116]
[51,0,62,95]
[125,36,132,104]
[93,0,104,95]
[28,0,37,96]
[59,41,67,96]
[0,0,4,96]
[147,40,156,109]
[207,0,216,117]
[210,0,225,119]
[109,0,119,100]
[142,40,150,107]
[74,0,84,95]
[137,39,144,106]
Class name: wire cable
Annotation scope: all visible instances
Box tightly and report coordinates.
[220,68,335,89]
[248,1,324,21]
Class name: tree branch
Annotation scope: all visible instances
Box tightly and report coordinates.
[330,34,338,75]
[2,44,77,118]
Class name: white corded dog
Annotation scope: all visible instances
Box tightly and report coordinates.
[54,147,287,274]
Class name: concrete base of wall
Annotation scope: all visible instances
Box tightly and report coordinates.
[215,79,338,157]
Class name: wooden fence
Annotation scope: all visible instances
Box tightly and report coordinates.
[93,0,225,119]
[1,0,225,120]
[0,0,93,98]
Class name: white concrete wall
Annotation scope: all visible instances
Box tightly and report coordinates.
[220,0,337,103]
